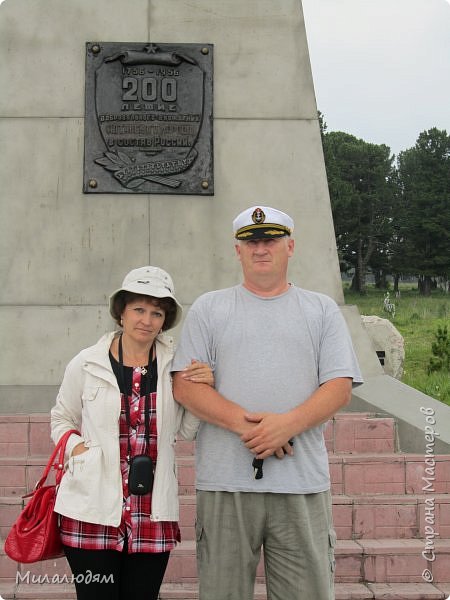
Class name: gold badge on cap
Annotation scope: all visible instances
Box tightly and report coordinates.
[252,208,265,224]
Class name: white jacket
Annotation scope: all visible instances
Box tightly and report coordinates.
[51,331,199,526]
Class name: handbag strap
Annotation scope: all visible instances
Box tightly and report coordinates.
[34,428,80,490]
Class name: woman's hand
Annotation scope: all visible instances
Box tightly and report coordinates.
[71,442,89,457]
[181,359,215,387]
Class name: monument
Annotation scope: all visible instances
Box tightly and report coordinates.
[0,0,449,451]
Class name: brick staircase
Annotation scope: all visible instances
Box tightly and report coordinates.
[1,413,450,600]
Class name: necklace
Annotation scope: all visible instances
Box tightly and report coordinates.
[119,336,152,374]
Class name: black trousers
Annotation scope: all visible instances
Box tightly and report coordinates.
[64,544,170,600]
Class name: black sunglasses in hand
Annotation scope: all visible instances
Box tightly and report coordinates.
[252,439,294,479]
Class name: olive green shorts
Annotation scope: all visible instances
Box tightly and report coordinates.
[196,490,336,600]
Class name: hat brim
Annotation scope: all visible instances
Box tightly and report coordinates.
[235,223,292,240]
[109,284,183,329]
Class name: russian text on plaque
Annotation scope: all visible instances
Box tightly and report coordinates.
[84,42,213,195]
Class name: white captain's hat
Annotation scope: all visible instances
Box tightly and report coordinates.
[233,206,294,240]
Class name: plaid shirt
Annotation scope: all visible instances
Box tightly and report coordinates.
[60,360,180,553]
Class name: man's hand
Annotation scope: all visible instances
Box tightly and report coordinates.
[241,412,295,460]
[242,378,353,459]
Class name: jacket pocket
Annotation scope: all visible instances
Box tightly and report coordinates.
[328,528,337,574]
[65,445,103,507]
[68,445,101,473]
[195,518,205,562]
[81,385,110,428]
[81,386,103,403]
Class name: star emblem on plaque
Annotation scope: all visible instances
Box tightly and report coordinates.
[84,42,213,194]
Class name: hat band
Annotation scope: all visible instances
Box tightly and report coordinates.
[235,223,292,240]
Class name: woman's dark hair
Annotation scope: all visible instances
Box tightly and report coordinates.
[111,291,177,331]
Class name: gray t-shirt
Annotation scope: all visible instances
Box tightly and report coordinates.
[172,284,363,493]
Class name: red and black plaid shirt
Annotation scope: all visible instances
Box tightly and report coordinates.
[60,358,180,553]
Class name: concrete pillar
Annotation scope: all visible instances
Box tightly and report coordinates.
[0,0,379,412]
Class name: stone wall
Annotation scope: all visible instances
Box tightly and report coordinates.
[0,0,373,412]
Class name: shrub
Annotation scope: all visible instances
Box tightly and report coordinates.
[427,326,450,374]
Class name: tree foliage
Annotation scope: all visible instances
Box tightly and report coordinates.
[321,116,450,295]
[322,129,396,294]
[396,128,450,294]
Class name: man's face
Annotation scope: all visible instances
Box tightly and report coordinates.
[235,237,294,279]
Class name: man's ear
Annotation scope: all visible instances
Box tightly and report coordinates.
[287,238,295,257]
[235,243,242,261]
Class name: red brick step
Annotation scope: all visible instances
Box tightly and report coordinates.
[2,411,450,599]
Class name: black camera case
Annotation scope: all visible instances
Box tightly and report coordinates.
[128,454,154,495]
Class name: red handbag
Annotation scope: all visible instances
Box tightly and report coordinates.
[4,428,80,563]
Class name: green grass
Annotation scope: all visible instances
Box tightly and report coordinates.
[343,283,450,405]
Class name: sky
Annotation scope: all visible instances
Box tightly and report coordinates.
[301,0,450,158]
[1,0,448,158]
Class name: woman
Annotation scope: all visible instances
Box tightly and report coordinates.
[51,266,212,600]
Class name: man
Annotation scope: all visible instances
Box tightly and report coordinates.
[172,206,363,600]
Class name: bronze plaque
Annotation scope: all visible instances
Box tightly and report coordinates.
[84,42,213,194]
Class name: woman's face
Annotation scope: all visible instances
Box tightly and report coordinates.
[121,297,166,346]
